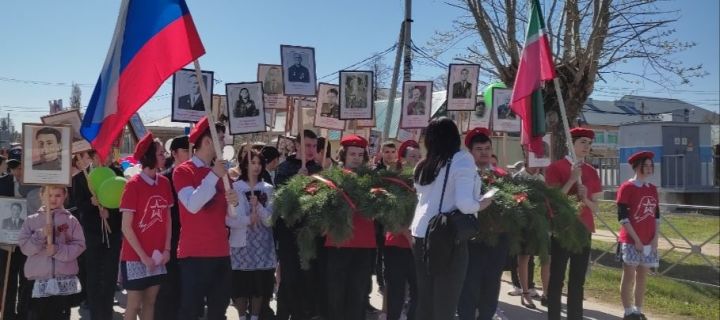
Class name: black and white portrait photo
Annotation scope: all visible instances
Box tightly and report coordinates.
[258,64,287,109]
[128,113,148,142]
[467,96,491,129]
[41,109,91,153]
[0,198,28,244]
[314,83,345,130]
[22,123,72,185]
[400,81,433,129]
[446,64,480,111]
[226,82,267,135]
[172,68,214,123]
[281,45,317,96]
[339,70,374,120]
[491,88,521,132]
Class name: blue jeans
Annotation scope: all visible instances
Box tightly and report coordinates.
[458,234,510,320]
[178,257,231,320]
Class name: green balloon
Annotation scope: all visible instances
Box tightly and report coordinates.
[483,82,507,109]
[97,177,127,209]
[88,167,116,193]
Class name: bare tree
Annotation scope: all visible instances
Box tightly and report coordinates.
[70,83,82,109]
[429,0,706,159]
[364,55,392,100]
[433,73,449,91]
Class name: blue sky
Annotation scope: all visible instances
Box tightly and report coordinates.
[0,0,717,126]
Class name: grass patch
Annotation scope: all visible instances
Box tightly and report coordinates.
[596,203,719,244]
[583,265,720,320]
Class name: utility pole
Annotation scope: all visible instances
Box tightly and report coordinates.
[403,0,412,81]
[383,23,406,140]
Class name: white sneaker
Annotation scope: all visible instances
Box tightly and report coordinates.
[507,286,522,296]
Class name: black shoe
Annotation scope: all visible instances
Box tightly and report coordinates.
[623,314,642,320]
[638,313,648,320]
[366,304,380,314]
[540,296,548,307]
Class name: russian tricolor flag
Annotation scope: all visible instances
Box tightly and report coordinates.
[81,0,205,160]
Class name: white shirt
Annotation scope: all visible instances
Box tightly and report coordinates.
[226,180,273,248]
[177,156,222,214]
[410,150,482,237]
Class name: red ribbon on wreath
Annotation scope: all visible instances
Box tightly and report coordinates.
[310,174,357,211]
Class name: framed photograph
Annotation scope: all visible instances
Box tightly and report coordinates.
[226,82,267,135]
[0,198,28,245]
[276,135,296,157]
[128,113,148,141]
[491,88,520,132]
[257,64,288,109]
[397,128,421,142]
[467,95,491,130]
[40,109,91,153]
[528,133,552,168]
[400,81,433,129]
[339,70,374,120]
[280,45,317,96]
[314,83,345,130]
[291,98,317,136]
[356,118,376,128]
[212,94,228,123]
[446,64,480,111]
[368,130,382,158]
[22,123,72,186]
[172,69,214,123]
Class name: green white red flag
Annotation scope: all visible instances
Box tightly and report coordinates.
[510,0,556,154]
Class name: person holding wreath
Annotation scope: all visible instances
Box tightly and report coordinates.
[617,151,659,320]
[119,133,174,320]
[545,127,602,320]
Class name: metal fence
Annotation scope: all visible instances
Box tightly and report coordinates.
[592,200,719,285]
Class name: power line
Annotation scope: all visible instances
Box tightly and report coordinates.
[317,43,398,81]
[0,76,94,87]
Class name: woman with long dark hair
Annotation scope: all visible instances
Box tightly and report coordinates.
[410,117,491,320]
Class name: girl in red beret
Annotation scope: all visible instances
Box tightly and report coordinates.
[119,134,174,320]
[617,151,659,320]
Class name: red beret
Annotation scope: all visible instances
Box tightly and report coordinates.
[340,135,368,149]
[133,132,155,160]
[398,140,420,159]
[570,127,595,140]
[189,116,209,145]
[464,127,491,148]
[628,151,655,165]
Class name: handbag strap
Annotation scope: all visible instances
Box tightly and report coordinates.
[438,158,453,214]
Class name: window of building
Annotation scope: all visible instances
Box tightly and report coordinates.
[607,132,618,145]
[594,131,606,144]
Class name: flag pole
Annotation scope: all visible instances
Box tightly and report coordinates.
[192,60,237,217]
[552,77,581,183]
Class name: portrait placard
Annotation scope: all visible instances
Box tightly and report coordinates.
[128,113,148,141]
[446,64,480,111]
[528,133,552,168]
[400,81,433,129]
[292,99,317,136]
[40,109,91,153]
[339,70,374,120]
[276,135,296,157]
[491,88,520,132]
[314,83,345,130]
[226,82,267,135]
[0,198,28,245]
[281,45,317,96]
[396,128,421,143]
[22,123,72,186]
[212,94,229,123]
[368,130,382,158]
[258,64,288,109]
[467,95,491,130]
[172,68,214,123]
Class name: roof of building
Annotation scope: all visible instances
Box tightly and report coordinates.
[582,95,718,126]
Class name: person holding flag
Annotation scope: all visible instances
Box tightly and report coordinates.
[173,117,239,320]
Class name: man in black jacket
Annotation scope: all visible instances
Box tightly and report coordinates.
[274,130,324,320]
[73,150,123,320]
[155,135,190,320]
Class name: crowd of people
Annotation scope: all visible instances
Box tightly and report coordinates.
[0,115,660,320]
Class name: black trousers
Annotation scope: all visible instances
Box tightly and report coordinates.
[510,254,536,289]
[326,248,374,320]
[84,233,121,320]
[412,237,467,320]
[276,241,324,320]
[384,247,416,320]
[178,257,231,320]
[27,294,70,320]
[154,257,181,320]
[457,235,510,320]
[2,248,30,320]
[547,236,591,320]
